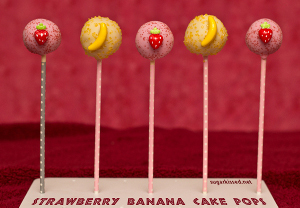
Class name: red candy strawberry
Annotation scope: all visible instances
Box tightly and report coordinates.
[34,23,49,45]
[259,22,272,43]
[149,27,163,49]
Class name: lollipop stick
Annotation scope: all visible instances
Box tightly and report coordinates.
[94,60,102,193]
[257,57,267,194]
[148,60,155,193]
[202,56,208,194]
[40,55,46,193]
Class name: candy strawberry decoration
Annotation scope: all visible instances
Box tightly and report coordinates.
[149,27,163,49]
[259,22,272,43]
[34,23,49,45]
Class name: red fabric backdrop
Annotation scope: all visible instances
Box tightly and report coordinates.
[1,124,300,207]
[0,0,299,131]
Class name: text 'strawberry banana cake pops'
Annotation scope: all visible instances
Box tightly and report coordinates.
[184,14,228,194]
[23,19,61,194]
[245,19,282,194]
[80,16,122,193]
[135,21,174,193]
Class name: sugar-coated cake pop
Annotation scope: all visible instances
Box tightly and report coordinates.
[184,14,228,56]
[80,16,122,60]
[245,18,283,59]
[23,18,61,194]
[245,18,282,194]
[23,19,61,55]
[135,21,174,61]
[80,16,122,193]
[183,14,228,194]
[135,21,173,193]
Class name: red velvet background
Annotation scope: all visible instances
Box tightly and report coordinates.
[0,0,299,131]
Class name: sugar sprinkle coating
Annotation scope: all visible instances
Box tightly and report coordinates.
[135,21,174,61]
[80,16,122,60]
[23,19,61,55]
[245,18,282,58]
[184,14,228,56]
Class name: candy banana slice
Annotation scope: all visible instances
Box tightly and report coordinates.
[88,23,107,51]
[201,16,217,47]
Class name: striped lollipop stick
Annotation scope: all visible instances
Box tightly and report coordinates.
[94,60,102,193]
[40,55,46,193]
[202,56,208,194]
[148,60,155,193]
[257,57,267,194]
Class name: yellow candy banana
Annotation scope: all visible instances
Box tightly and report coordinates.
[88,23,107,51]
[201,16,217,47]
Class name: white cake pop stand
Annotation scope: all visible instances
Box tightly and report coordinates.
[20,177,277,207]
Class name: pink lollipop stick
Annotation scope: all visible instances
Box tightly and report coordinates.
[257,57,267,193]
[148,60,155,193]
[202,56,208,194]
[94,60,102,193]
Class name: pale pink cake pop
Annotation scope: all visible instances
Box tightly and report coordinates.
[23,19,61,55]
[135,21,174,61]
[245,18,282,58]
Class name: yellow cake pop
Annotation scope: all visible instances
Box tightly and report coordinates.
[80,16,122,193]
[183,14,228,194]
[80,16,122,60]
[184,14,228,56]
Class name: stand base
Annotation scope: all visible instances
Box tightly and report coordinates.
[20,178,277,207]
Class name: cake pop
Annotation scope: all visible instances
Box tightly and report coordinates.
[135,21,174,193]
[184,14,228,56]
[246,18,283,194]
[23,19,61,56]
[23,19,61,194]
[80,16,122,193]
[81,16,122,60]
[136,21,174,61]
[246,19,282,59]
[184,14,228,194]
